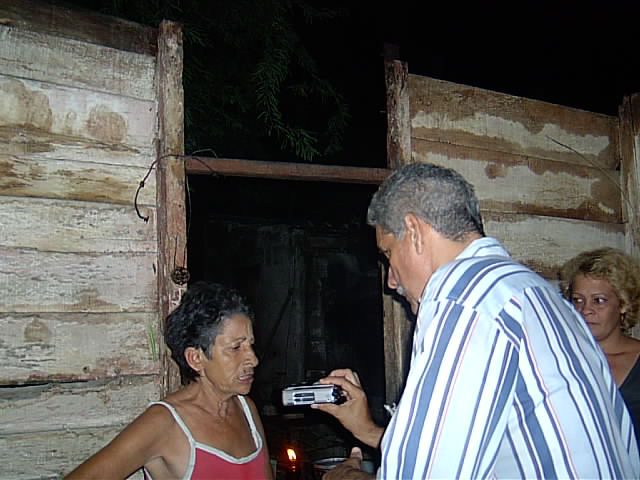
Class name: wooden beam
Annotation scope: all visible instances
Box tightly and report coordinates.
[382,59,413,406]
[619,94,640,258]
[385,59,411,169]
[156,20,186,396]
[185,156,391,184]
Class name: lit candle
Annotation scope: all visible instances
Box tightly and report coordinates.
[285,447,300,479]
[287,448,297,463]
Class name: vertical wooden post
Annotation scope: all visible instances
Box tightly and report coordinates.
[156,20,186,395]
[619,94,640,339]
[619,94,640,258]
[385,59,411,169]
[382,59,413,404]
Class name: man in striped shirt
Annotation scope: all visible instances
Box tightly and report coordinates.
[314,162,640,479]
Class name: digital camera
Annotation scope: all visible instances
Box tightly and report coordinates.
[281,383,345,406]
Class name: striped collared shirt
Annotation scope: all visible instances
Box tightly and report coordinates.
[379,237,640,479]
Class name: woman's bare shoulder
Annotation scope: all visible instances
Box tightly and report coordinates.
[114,402,179,446]
[63,402,182,479]
[143,402,178,424]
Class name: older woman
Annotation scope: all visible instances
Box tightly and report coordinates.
[560,247,640,447]
[65,281,273,480]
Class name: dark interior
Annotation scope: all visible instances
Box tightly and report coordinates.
[186,173,387,474]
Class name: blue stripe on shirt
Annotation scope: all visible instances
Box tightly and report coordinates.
[403,303,472,478]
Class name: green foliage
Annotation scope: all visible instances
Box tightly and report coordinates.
[67,0,350,162]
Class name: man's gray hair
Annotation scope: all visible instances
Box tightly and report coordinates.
[367,162,485,240]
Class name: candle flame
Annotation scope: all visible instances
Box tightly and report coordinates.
[287,448,297,462]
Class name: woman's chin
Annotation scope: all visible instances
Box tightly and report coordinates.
[236,380,254,394]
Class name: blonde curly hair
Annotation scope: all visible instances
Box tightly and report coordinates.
[559,247,640,333]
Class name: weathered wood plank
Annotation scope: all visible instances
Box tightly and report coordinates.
[0,312,159,384]
[0,155,156,206]
[409,74,619,170]
[156,21,186,396]
[0,0,157,55]
[385,59,411,170]
[186,156,390,184]
[0,376,159,434]
[0,76,156,148]
[0,125,155,168]
[0,248,157,313]
[0,427,145,479]
[618,94,640,257]
[381,289,413,404]
[383,59,413,405]
[413,139,622,223]
[0,25,156,100]
[484,212,626,279]
[0,196,156,253]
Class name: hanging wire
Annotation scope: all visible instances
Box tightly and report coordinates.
[545,134,632,214]
[134,150,221,223]
[134,150,224,285]
[134,157,161,223]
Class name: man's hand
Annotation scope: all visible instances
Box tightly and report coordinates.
[311,368,384,448]
[323,447,374,480]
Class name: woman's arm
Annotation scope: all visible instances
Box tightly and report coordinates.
[64,405,176,480]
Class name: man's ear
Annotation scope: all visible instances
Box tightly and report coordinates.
[185,346,203,373]
[403,213,425,254]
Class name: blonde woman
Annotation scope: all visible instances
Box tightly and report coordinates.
[560,247,640,448]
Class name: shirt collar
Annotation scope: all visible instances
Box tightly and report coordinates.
[418,236,510,305]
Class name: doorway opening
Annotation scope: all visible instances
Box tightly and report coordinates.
[186,173,386,469]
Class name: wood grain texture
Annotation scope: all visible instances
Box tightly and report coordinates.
[0,426,145,479]
[0,0,157,55]
[382,60,414,405]
[618,94,640,256]
[0,312,160,384]
[0,155,156,206]
[0,76,156,148]
[385,59,411,169]
[0,247,157,313]
[381,290,413,404]
[0,25,156,100]
[0,3,162,477]
[0,196,156,253]
[0,125,155,168]
[186,156,390,184]
[155,21,186,396]
[409,75,619,170]
[0,376,159,434]
[413,139,622,223]
[484,212,626,279]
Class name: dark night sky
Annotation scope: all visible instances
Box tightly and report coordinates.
[314,1,640,166]
[67,0,640,166]
[347,1,640,112]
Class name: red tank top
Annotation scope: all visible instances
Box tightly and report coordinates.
[145,396,268,479]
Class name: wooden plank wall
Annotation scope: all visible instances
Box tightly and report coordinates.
[383,59,640,404]
[408,73,626,279]
[619,93,640,258]
[0,2,162,478]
